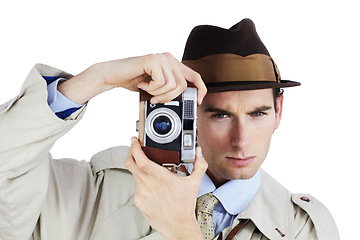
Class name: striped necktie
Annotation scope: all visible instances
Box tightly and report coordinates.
[196,193,220,239]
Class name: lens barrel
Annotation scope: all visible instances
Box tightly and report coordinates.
[145,107,181,144]
[153,116,172,135]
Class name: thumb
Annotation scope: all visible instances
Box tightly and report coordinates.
[190,147,208,181]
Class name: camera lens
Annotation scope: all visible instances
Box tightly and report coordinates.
[153,116,172,135]
[146,107,181,144]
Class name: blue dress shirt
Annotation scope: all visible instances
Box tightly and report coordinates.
[45,77,83,119]
[198,171,260,236]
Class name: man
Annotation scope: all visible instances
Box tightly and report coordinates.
[0,19,338,239]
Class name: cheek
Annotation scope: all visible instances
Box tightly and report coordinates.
[252,123,274,153]
[197,120,226,150]
[196,127,222,165]
[197,122,217,145]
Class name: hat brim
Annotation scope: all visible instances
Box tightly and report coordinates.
[205,80,301,93]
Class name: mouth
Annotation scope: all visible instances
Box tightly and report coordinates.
[226,156,255,167]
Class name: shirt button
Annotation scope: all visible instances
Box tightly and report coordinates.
[300,196,310,202]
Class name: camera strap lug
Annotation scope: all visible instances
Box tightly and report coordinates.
[162,163,190,176]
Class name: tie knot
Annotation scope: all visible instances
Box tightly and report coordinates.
[197,193,219,215]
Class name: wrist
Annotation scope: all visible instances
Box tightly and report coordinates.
[163,218,203,240]
[57,64,112,104]
[179,222,204,240]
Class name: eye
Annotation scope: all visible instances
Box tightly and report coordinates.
[250,111,266,117]
[212,113,229,119]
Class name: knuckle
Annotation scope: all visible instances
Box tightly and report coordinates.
[148,53,158,60]
[198,159,208,171]
[187,71,201,82]
[151,80,165,90]
[151,74,165,84]
[193,71,202,80]
[133,193,142,208]
[158,77,166,85]
[137,159,149,170]
[147,82,163,92]
[168,80,177,90]
[203,85,208,94]
[200,87,208,98]
[124,155,135,170]
[124,158,131,169]
[146,53,163,67]
[144,53,156,64]
[202,160,208,170]
[178,79,187,90]
[153,95,166,103]
[162,52,173,58]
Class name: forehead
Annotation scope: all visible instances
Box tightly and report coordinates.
[201,89,274,109]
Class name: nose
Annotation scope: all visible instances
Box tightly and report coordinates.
[231,119,251,150]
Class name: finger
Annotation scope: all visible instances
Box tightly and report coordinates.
[139,53,180,94]
[180,64,207,105]
[124,143,147,178]
[137,58,167,93]
[144,55,183,99]
[189,147,208,182]
[150,67,187,103]
[150,88,183,104]
[130,137,170,176]
[147,67,178,97]
[139,53,188,103]
[137,74,165,94]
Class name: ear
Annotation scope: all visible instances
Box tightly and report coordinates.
[274,94,284,130]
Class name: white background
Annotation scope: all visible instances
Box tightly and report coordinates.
[1,1,358,239]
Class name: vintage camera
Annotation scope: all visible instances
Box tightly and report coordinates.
[137,88,197,170]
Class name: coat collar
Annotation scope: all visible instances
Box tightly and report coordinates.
[232,169,295,239]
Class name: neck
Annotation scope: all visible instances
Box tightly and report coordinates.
[206,170,228,188]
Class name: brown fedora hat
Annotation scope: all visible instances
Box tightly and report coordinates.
[182,18,300,92]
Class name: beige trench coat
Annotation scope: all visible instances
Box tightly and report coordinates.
[0,64,339,240]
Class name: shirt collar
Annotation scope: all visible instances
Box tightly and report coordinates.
[197,169,261,215]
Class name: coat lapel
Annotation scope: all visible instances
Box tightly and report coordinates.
[230,169,295,239]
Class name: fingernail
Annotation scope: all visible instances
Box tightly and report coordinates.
[151,99,159,105]
[131,137,136,144]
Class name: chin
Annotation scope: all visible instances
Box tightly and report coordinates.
[228,168,258,180]
[232,174,254,180]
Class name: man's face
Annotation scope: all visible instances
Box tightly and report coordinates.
[197,89,283,186]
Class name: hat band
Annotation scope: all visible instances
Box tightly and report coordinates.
[182,53,281,84]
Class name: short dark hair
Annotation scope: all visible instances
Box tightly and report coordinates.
[273,88,283,113]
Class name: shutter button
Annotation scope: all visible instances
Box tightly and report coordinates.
[300,196,310,202]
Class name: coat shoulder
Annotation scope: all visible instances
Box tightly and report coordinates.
[89,145,135,203]
[87,146,154,239]
[90,145,131,174]
[291,193,339,240]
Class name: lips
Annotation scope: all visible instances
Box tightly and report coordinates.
[226,156,255,167]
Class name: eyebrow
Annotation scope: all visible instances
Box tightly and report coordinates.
[204,108,233,115]
[204,105,273,115]
[248,106,273,114]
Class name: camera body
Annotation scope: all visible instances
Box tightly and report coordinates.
[137,88,197,167]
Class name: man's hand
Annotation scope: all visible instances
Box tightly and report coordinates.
[58,53,207,105]
[125,137,207,240]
